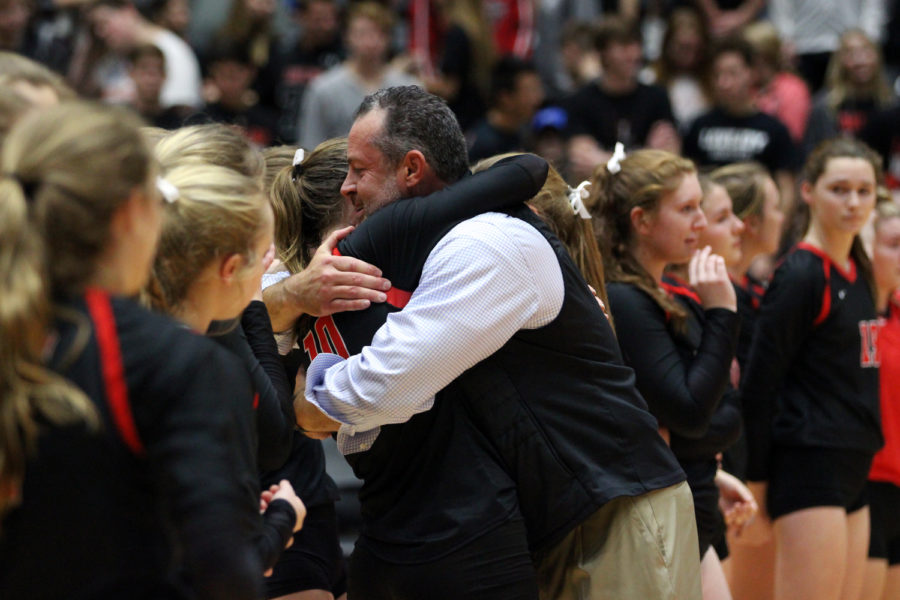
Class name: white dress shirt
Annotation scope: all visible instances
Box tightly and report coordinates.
[304,212,565,454]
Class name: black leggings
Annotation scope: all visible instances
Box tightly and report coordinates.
[347,517,539,600]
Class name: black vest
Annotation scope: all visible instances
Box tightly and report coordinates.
[305,203,684,562]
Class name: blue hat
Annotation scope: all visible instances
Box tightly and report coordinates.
[532,107,568,132]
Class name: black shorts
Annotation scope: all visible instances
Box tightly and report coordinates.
[265,503,347,599]
[347,517,538,600]
[683,460,725,559]
[767,446,872,521]
[868,480,900,565]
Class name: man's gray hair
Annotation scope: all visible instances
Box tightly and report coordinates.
[354,86,469,184]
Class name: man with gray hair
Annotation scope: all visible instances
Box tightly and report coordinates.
[297,86,701,599]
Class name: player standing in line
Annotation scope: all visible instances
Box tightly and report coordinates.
[595,149,742,600]
[861,201,900,600]
[708,162,784,600]
[741,138,881,600]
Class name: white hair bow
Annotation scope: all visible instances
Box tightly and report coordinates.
[156,176,179,203]
[292,148,305,166]
[606,142,626,174]
[568,180,592,220]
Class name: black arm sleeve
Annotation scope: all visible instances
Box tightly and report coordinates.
[741,260,821,481]
[215,322,294,472]
[242,300,296,437]
[607,284,740,438]
[672,386,743,461]
[254,498,297,570]
[339,153,549,268]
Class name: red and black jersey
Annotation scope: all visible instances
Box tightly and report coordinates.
[607,275,741,552]
[742,243,882,482]
[0,291,264,599]
[871,292,900,486]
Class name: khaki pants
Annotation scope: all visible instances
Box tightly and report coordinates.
[534,481,702,600]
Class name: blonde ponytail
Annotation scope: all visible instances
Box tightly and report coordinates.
[0,102,151,518]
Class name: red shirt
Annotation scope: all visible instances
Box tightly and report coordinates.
[871,292,900,485]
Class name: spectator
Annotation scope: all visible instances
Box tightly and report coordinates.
[297,2,418,149]
[646,7,712,130]
[276,0,344,143]
[694,0,765,39]
[530,106,569,176]
[804,29,894,158]
[683,38,796,209]
[745,20,811,144]
[146,0,191,40]
[0,0,30,52]
[770,0,886,93]
[554,20,601,99]
[418,0,494,132]
[211,0,282,112]
[200,41,280,146]
[89,0,202,109]
[534,10,601,102]
[467,56,544,163]
[565,16,679,180]
[125,44,184,129]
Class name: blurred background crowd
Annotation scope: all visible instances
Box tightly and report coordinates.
[4,0,900,191]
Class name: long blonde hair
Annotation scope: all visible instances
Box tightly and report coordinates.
[825,29,893,113]
[0,102,150,517]
[588,149,697,329]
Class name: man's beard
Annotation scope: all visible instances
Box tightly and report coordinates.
[364,174,404,217]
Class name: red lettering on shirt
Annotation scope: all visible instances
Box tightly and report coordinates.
[303,315,351,362]
[860,318,884,368]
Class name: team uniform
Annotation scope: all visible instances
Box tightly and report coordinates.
[0,291,268,600]
[741,243,881,518]
[869,292,900,565]
[301,155,696,598]
[233,301,346,598]
[607,276,742,557]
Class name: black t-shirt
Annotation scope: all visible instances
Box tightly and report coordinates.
[467,119,525,163]
[683,107,797,172]
[564,80,675,149]
[741,244,882,481]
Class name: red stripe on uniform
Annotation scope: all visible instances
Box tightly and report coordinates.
[252,393,259,410]
[84,288,144,456]
[386,288,412,308]
[796,241,857,283]
[660,279,702,305]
